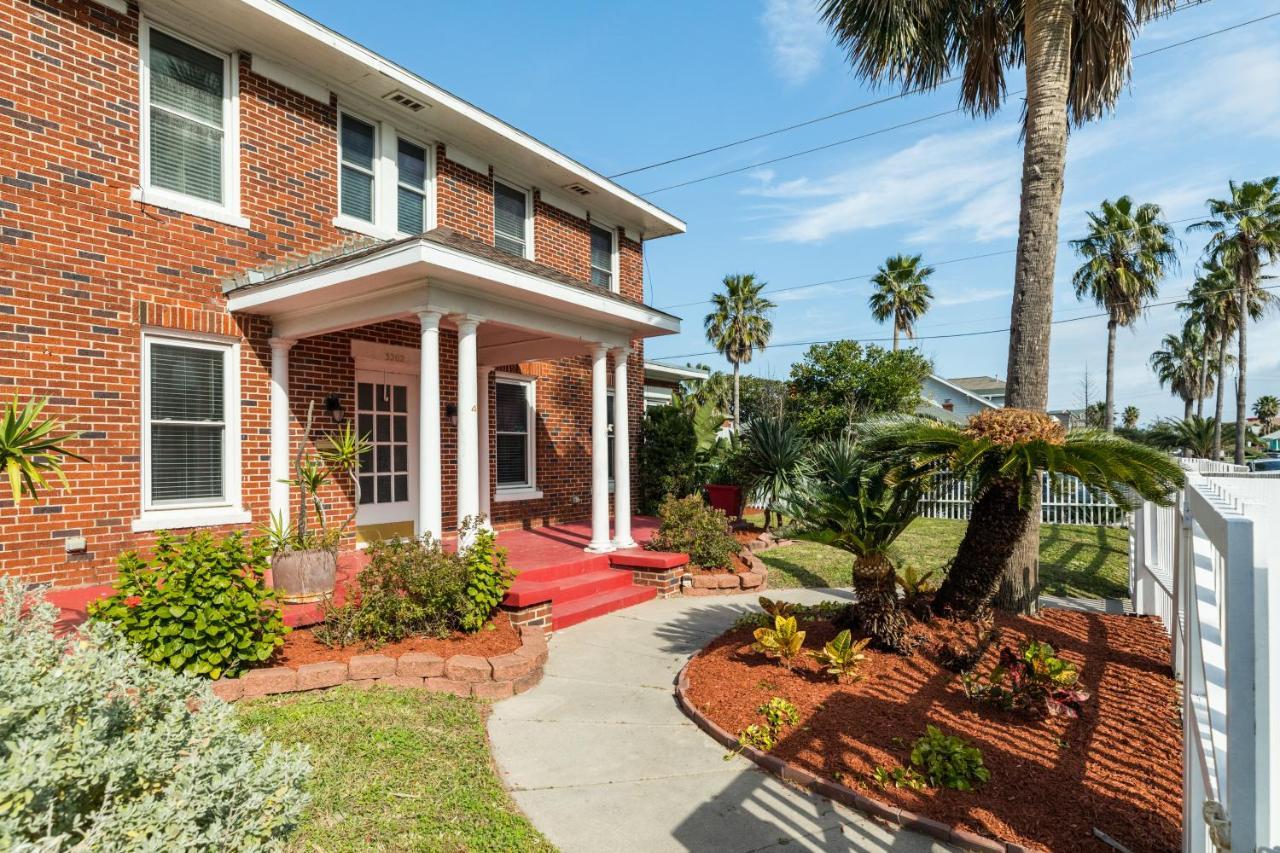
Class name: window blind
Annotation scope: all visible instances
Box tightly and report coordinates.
[495,382,530,486]
[397,138,427,234]
[590,224,613,288]
[493,182,527,257]
[148,343,225,504]
[148,30,224,204]
[340,114,375,221]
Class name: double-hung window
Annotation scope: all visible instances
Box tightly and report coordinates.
[138,333,243,529]
[396,138,429,235]
[339,113,377,223]
[493,180,530,258]
[590,224,615,289]
[495,378,535,491]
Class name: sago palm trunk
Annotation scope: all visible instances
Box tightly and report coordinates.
[1104,318,1117,432]
[936,478,1034,618]
[1213,336,1227,459]
[848,552,905,651]
[1235,292,1248,466]
[997,0,1072,615]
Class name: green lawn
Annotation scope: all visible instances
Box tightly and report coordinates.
[238,686,553,852]
[758,517,1129,600]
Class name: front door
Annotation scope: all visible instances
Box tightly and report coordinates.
[354,370,417,536]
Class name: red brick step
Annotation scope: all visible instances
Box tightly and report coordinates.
[551,584,657,631]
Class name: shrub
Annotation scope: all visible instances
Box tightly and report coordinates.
[0,577,310,849]
[649,493,739,570]
[810,629,871,683]
[751,614,806,669]
[872,765,927,791]
[88,531,286,679]
[962,639,1091,718]
[909,725,990,791]
[638,406,698,514]
[459,519,514,632]
[729,697,799,759]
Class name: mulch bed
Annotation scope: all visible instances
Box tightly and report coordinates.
[269,612,522,668]
[684,609,1181,852]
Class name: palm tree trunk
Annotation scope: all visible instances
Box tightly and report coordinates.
[848,553,905,651]
[1213,335,1227,459]
[998,0,1072,616]
[732,362,741,432]
[1196,353,1209,419]
[938,478,1035,618]
[1104,319,1117,431]
[1183,397,1193,422]
[1235,293,1248,466]
[892,325,899,352]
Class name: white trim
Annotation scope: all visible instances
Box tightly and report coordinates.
[643,360,708,383]
[136,329,244,531]
[350,339,420,374]
[249,53,330,103]
[88,0,128,14]
[443,144,489,177]
[138,20,244,226]
[494,373,537,493]
[331,213,395,240]
[540,189,588,222]
[492,176,535,261]
[493,488,543,503]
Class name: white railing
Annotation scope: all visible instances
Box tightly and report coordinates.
[1179,457,1250,475]
[1130,473,1279,852]
[919,472,1126,526]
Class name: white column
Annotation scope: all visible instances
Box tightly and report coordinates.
[455,316,481,529]
[477,365,494,527]
[417,311,443,541]
[586,343,614,553]
[269,337,295,525]
[611,346,636,549]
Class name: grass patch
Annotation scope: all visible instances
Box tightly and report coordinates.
[238,685,553,852]
[760,518,1129,600]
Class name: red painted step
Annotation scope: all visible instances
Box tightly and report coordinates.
[511,554,612,585]
[551,584,657,631]
[504,568,635,608]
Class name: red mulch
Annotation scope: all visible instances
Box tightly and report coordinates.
[684,609,1181,852]
[268,612,521,667]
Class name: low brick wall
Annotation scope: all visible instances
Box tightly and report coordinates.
[681,542,773,597]
[212,625,548,703]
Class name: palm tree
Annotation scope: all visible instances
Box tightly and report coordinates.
[783,437,922,649]
[869,254,934,351]
[704,274,776,431]
[1180,263,1239,458]
[1122,406,1140,430]
[1255,394,1280,428]
[1190,178,1280,464]
[740,417,809,531]
[819,0,1176,609]
[865,409,1183,617]
[1150,326,1205,422]
[1148,416,1218,460]
[1071,197,1178,430]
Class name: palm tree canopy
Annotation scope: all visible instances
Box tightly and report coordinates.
[817,0,1176,125]
[1071,196,1178,326]
[1255,395,1280,423]
[1148,416,1218,459]
[1190,177,1280,293]
[704,273,776,367]
[869,253,935,340]
[1150,325,1210,405]
[1180,260,1246,343]
[862,409,1184,511]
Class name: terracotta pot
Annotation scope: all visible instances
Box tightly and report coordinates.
[271,549,337,603]
[704,483,744,519]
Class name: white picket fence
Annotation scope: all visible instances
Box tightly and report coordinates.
[918,472,1127,526]
[1129,470,1279,852]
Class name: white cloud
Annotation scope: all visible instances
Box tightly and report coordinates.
[761,0,827,86]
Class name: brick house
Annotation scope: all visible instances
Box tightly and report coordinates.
[0,0,687,590]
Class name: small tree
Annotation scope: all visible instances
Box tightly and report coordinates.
[638,405,698,514]
[785,340,932,439]
[704,274,776,431]
[1254,395,1280,427]
[869,254,934,351]
[1122,406,1140,430]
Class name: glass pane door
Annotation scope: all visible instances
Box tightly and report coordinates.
[356,377,410,509]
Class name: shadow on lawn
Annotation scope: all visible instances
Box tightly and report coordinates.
[759,552,846,589]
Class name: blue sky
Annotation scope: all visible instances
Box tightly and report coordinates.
[293,0,1280,422]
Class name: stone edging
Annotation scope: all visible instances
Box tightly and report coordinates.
[673,659,1028,853]
[212,625,548,703]
[682,533,789,596]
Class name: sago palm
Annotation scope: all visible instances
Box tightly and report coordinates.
[0,396,83,504]
[864,409,1183,617]
[704,274,776,431]
[1190,177,1280,465]
[783,437,922,649]
[1071,196,1177,430]
[869,253,934,351]
[740,416,809,531]
[1148,416,1217,460]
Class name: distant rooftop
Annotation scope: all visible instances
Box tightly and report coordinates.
[946,376,1006,394]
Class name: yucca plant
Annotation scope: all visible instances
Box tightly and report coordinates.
[810,629,871,683]
[864,410,1184,617]
[740,416,808,530]
[0,396,83,504]
[751,614,806,669]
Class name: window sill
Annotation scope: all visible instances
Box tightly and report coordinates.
[493,488,544,503]
[131,187,250,229]
[332,215,396,240]
[131,506,252,533]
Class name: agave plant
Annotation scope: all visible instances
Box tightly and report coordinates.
[0,396,83,504]
[276,404,371,550]
[864,410,1184,617]
[740,416,809,530]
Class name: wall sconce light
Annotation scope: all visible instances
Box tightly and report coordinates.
[324,393,346,424]
[445,403,458,426]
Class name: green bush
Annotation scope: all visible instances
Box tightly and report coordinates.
[459,519,514,632]
[0,577,310,850]
[638,405,698,514]
[648,493,739,569]
[88,531,287,679]
[909,725,990,791]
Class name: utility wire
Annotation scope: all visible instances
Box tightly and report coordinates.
[637,8,1279,197]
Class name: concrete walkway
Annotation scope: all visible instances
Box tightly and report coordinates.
[488,589,955,852]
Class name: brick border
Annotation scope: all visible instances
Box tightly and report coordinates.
[681,543,769,597]
[674,660,1028,853]
[211,625,548,703]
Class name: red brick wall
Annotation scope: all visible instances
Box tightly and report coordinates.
[0,0,652,587]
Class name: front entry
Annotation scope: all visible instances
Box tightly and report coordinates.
[354,369,418,544]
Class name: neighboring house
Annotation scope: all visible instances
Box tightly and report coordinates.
[1263,430,1280,453]
[1049,409,1087,429]
[642,361,708,410]
[919,375,999,422]
[0,0,686,588]
[945,375,1006,407]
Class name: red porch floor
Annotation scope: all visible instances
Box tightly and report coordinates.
[46,515,668,633]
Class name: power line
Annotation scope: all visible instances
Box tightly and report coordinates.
[638,8,1279,197]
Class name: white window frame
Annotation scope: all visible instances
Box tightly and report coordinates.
[492,176,535,261]
[493,374,541,501]
[588,219,620,293]
[134,329,248,532]
[394,132,434,237]
[334,109,381,232]
[133,20,248,229]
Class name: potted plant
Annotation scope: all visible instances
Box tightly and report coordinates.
[264,401,370,603]
[701,433,748,520]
